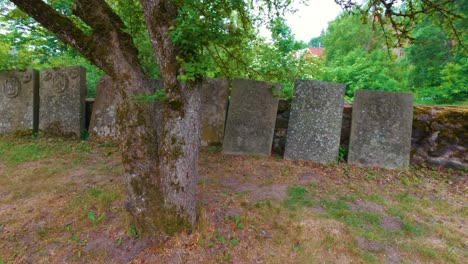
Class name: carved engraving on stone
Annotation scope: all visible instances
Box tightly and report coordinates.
[3,77,21,98]
[53,74,68,94]
[70,68,80,79]
[42,70,52,81]
[21,72,32,83]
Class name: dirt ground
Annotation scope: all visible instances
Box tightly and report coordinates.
[0,137,466,263]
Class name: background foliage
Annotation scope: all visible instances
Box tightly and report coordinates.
[1,0,466,105]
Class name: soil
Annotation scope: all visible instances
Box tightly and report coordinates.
[0,140,466,264]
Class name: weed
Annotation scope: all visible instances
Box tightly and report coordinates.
[69,234,88,246]
[117,238,123,246]
[209,144,222,154]
[128,225,138,239]
[215,230,226,243]
[230,238,240,245]
[72,250,82,261]
[223,252,232,261]
[234,214,244,229]
[80,129,89,140]
[291,242,302,252]
[280,168,289,176]
[338,146,348,162]
[87,211,105,226]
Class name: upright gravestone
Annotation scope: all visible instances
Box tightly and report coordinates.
[90,77,162,140]
[200,78,229,146]
[40,66,86,137]
[223,79,279,156]
[0,69,39,134]
[348,90,414,169]
[284,80,345,163]
[89,75,120,139]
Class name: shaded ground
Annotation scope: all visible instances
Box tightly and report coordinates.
[0,137,466,263]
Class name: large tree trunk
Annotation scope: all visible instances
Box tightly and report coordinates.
[117,75,201,236]
[11,0,201,237]
[139,0,202,231]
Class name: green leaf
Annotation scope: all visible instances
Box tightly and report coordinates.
[230,238,239,245]
[87,211,95,222]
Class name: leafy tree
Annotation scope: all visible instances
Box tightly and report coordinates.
[248,18,319,97]
[405,17,467,104]
[4,0,466,239]
[319,12,408,98]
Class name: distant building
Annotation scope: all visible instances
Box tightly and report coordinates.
[294,47,325,59]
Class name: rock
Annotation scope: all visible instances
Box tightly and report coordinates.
[348,90,414,169]
[284,80,345,163]
[0,69,39,134]
[39,66,86,137]
[223,79,279,156]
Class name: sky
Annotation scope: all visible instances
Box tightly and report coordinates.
[284,0,344,42]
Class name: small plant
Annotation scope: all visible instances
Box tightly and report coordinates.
[87,211,105,226]
[234,214,244,229]
[230,238,239,245]
[80,129,89,140]
[223,252,232,261]
[280,168,290,176]
[291,242,302,252]
[72,250,82,261]
[338,146,348,162]
[209,144,222,154]
[128,225,138,239]
[214,229,226,243]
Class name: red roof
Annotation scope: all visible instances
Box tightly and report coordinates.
[307,47,324,57]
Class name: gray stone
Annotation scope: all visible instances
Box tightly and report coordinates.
[200,78,229,146]
[39,66,86,137]
[284,80,345,163]
[89,77,162,140]
[89,76,120,139]
[0,69,39,134]
[348,90,413,169]
[223,79,279,156]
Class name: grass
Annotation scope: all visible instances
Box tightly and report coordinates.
[0,136,466,263]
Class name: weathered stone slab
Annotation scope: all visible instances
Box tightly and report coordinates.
[223,79,279,156]
[200,78,229,146]
[348,90,413,169]
[39,66,86,137]
[0,69,39,134]
[89,76,120,139]
[284,80,345,163]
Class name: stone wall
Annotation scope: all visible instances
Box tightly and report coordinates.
[274,100,468,170]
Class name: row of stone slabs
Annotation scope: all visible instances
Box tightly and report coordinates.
[224,79,413,169]
[1,67,413,169]
[0,67,86,136]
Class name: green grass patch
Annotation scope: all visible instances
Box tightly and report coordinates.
[284,186,313,209]
[0,139,91,166]
[70,186,119,214]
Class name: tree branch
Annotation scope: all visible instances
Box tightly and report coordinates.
[9,0,93,61]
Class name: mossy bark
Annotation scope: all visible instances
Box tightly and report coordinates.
[12,0,201,237]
